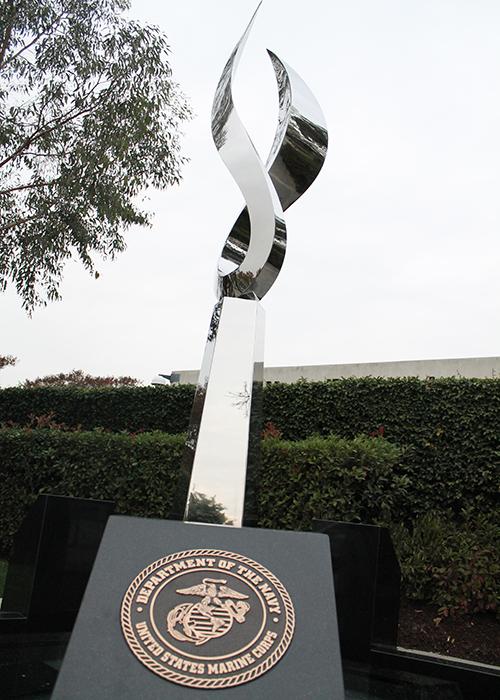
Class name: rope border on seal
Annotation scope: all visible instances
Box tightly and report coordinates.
[121,548,295,689]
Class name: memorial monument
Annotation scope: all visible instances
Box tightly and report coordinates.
[53,6,343,698]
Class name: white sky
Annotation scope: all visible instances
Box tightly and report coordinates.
[1,0,499,386]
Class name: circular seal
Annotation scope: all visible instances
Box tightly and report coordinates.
[121,549,295,689]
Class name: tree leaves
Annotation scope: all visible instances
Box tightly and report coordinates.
[0,0,191,309]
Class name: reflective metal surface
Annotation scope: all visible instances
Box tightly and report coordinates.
[214,9,328,300]
[175,4,328,527]
[212,5,286,300]
[181,298,264,527]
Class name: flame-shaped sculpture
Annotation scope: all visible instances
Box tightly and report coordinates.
[213,4,328,299]
[171,4,328,527]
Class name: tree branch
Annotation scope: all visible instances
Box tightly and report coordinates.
[0,74,115,171]
[0,1,16,69]
[0,178,59,196]
[1,12,66,69]
[23,151,60,157]
[0,212,46,234]
[0,103,96,170]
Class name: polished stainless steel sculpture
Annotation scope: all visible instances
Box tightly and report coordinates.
[173,4,328,527]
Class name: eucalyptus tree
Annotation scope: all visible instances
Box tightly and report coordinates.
[0,0,191,309]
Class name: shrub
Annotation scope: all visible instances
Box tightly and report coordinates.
[258,434,407,530]
[0,428,185,555]
[391,510,500,618]
[264,378,500,518]
[0,378,497,518]
[0,385,194,434]
[1,426,498,617]
[0,428,404,555]
[22,369,141,388]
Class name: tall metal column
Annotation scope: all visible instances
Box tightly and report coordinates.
[181,298,264,526]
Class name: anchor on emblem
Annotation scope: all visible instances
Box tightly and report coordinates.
[166,578,250,646]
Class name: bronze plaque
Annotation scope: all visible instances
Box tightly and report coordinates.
[121,548,295,689]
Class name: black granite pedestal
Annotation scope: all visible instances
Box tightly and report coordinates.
[1,494,115,632]
[314,520,401,662]
[53,516,345,699]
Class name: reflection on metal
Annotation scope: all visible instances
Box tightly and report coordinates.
[214,7,328,300]
[175,4,328,527]
[181,298,264,527]
[212,5,285,301]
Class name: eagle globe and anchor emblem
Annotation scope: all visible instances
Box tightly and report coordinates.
[167,577,251,646]
[121,549,296,690]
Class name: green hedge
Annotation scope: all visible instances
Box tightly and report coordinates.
[0,385,195,434]
[0,428,405,555]
[0,428,500,614]
[264,378,500,517]
[392,511,500,618]
[1,378,498,515]
[0,428,185,555]
[258,434,407,530]
[1,427,498,616]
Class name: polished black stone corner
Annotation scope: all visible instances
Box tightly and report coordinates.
[1,494,115,632]
[313,520,401,662]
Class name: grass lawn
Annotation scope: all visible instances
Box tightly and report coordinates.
[0,559,7,597]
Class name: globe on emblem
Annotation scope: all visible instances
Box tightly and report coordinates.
[166,577,251,646]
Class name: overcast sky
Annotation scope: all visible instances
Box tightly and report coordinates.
[2,0,499,387]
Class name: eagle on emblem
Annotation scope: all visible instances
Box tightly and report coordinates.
[167,578,250,646]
